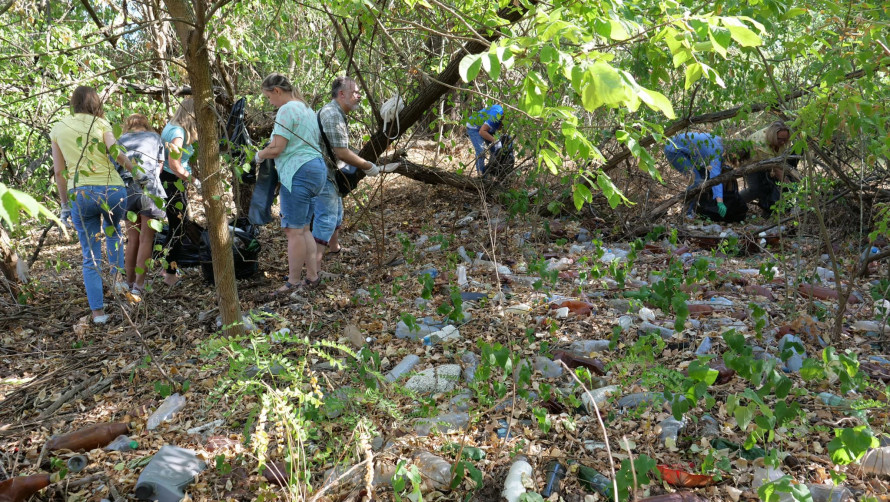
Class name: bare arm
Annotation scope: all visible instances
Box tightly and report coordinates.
[104,131,133,172]
[479,123,496,143]
[332,147,374,171]
[52,141,69,206]
[165,136,191,181]
[257,134,288,161]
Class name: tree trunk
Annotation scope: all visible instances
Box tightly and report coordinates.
[164,0,243,336]
[0,225,21,301]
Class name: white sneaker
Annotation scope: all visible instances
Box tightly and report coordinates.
[92,315,109,325]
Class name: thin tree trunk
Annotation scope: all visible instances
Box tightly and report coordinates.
[0,225,21,301]
[164,0,243,336]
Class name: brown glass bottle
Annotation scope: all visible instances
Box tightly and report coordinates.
[45,422,129,452]
[552,350,606,375]
[640,493,708,502]
[0,474,51,502]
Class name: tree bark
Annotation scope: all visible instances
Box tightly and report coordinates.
[0,225,21,301]
[164,0,243,336]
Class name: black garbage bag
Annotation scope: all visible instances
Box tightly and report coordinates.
[695,176,747,223]
[485,133,515,179]
[152,219,207,269]
[200,217,261,284]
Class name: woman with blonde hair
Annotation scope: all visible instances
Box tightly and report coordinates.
[50,86,134,324]
[160,98,200,287]
[255,73,326,295]
[119,114,165,297]
[741,120,795,216]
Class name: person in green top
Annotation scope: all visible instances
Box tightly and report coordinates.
[255,73,327,296]
[50,86,134,325]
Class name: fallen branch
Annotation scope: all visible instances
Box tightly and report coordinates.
[392,160,485,192]
[857,248,890,278]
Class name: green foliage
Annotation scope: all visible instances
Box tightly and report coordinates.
[758,476,813,502]
[615,454,659,502]
[827,426,879,465]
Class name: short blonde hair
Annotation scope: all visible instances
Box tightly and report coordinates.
[170,98,199,144]
[262,73,306,104]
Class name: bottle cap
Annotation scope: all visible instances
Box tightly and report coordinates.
[129,440,139,449]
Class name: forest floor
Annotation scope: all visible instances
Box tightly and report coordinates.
[1,145,889,502]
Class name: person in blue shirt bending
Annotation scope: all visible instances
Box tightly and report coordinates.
[466,104,504,175]
[664,132,735,220]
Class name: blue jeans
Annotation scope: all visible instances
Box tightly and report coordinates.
[467,127,488,174]
[69,185,127,310]
[664,147,705,217]
[279,158,326,228]
[310,177,343,246]
[248,159,278,225]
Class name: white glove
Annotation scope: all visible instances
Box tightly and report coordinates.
[491,140,502,152]
[192,178,202,192]
[382,162,401,173]
[255,150,263,162]
[59,208,72,228]
[365,162,380,177]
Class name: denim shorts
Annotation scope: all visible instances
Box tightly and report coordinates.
[310,177,343,246]
[279,157,326,228]
[126,184,166,220]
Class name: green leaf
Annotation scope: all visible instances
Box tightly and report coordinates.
[708,26,731,58]
[485,52,501,81]
[720,17,762,47]
[521,74,546,117]
[573,183,592,210]
[734,403,754,431]
[148,218,163,233]
[608,19,629,41]
[582,63,626,111]
[636,87,676,119]
[596,173,627,209]
[828,426,879,465]
[458,53,483,82]
[688,360,719,385]
[685,63,703,89]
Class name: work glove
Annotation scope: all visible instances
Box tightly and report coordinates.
[382,162,401,173]
[135,175,150,189]
[490,140,502,152]
[717,202,727,218]
[59,207,72,229]
[192,177,202,192]
[365,162,380,177]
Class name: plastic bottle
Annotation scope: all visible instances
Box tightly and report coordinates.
[806,484,853,502]
[413,451,452,491]
[134,445,206,502]
[414,412,470,436]
[552,350,606,375]
[534,356,564,378]
[639,322,675,339]
[385,354,421,382]
[638,493,707,502]
[694,337,713,355]
[658,417,686,448]
[502,455,533,502]
[778,334,806,373]
[700,415,720,438]
[569,339,611,356]
[541,461,566,497]
[0,474,51,502]
[67,454,89,473]
[457,265,468,286]
[461,352,479,383]
[105,435,139,452]
[46,422,130,452]
[861,446,890,475]
[577,465,613,498]
[817,392,852,409]
[146,393,187,431]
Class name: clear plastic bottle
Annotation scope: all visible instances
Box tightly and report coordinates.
[385,355,420,382]
[105,434,139,452]
[134,445,206,502]
[695,336,713,355]
[413,451,452,491]
[806,484,853,502]
[861,446,890,475]
[502,455,533,502]
[146,393,186,431]
[658,417,686,448]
